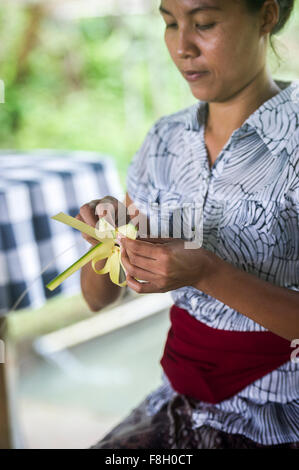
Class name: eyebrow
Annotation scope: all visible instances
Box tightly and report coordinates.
[159,4,221,16]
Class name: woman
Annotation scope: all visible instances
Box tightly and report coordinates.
[78,0,299,448]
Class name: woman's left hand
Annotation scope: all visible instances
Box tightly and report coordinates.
[119,236,208,294]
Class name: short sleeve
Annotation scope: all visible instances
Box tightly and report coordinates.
[126,119,163,216]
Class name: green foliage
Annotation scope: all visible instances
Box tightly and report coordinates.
[0,2,298,188]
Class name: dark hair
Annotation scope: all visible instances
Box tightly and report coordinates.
[244,0,295,34]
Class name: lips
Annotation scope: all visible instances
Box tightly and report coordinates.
[182,70,209,82]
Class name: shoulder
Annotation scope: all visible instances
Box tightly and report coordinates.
[129,103,199,168]
[246,82,299,201]
[247,81,299,158]
[150,101,203,139]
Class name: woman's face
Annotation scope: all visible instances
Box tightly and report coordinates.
[160,0,269,103]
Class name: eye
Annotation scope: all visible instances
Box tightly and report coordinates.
[166,22,216,31]
[196,23,216,31]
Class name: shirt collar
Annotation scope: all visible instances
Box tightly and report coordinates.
[182,80,298,157]
[245,81,298,156]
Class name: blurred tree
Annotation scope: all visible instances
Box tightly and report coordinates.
[0,0,298,187]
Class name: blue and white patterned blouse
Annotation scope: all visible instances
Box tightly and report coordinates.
[126,81,299,445]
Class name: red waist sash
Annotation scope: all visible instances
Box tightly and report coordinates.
[160,305,291,404]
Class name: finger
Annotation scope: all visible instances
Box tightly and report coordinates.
[126,273,157,294]
[80,203,98,227]
[88,199,100,210]
[121,237,162,260]
[120,245,155,283]
[96,199,117,227]
[88,200,101,218]
[122,243,159,274]
[137,237,173,244]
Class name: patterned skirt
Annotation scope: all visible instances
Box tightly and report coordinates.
[91,394,299,449]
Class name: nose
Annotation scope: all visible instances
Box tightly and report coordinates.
[177,29,199,58]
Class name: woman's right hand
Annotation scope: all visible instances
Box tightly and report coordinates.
[75,196,130,247]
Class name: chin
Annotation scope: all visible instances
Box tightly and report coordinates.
[189,82,226,103]
[189,86,215,102]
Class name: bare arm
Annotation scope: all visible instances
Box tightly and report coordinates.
[80,258,123,312]
[194,249,299,341]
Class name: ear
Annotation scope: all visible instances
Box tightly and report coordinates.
[259,0,280,35]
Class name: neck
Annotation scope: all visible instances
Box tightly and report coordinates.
[206,68,281,140]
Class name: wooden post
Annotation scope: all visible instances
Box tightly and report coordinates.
[0,317,22,449]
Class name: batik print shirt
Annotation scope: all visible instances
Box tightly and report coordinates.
[126,81,299,445]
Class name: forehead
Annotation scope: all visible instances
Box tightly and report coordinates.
[160,0,221,8]
[159,0,231,14]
